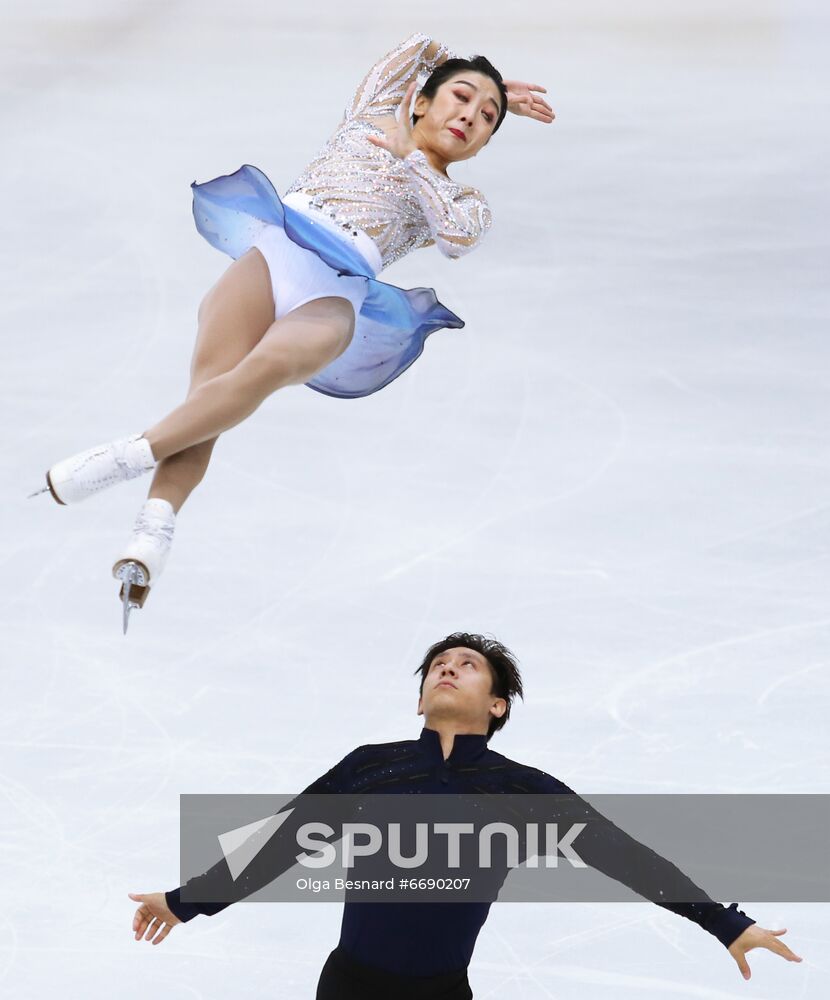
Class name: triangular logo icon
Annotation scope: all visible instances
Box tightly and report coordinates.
[218,808,296,880]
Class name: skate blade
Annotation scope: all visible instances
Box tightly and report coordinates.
[113,561,150,634]
[28,470,66,504]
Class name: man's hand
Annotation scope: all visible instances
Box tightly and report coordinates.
[502,80,554,123]
[367,81,419,160]
[728,924,802,980]
[128,891,181,946]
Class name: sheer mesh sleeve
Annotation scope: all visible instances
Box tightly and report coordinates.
[345,31,461,122]
[402,149,492,258]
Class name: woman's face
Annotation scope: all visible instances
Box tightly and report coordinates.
[412,71,502,165]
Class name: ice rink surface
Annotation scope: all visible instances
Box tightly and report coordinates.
[2,0,828,995]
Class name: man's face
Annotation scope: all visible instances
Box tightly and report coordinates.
[418,646,506,730]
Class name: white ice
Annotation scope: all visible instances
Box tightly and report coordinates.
[1,0,828,996]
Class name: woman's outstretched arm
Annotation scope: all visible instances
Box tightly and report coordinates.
[344,31,459,123]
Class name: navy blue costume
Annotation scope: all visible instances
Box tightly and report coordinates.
[166,728,755,994]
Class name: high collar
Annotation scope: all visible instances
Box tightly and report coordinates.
[418,726,490,764]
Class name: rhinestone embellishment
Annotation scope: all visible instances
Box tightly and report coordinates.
[282,32,493,271]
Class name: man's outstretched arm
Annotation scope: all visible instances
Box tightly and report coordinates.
[128,750,357,944]
[536,774,802,980]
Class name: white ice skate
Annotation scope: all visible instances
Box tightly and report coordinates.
[112,498,176,633]
[31,434,156,505]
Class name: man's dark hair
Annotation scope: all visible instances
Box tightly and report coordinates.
[412,57,509,136]
[414,632,524,737]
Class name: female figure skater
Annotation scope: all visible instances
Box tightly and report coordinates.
[34,32,554,630]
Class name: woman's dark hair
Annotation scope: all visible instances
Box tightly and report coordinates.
[412,57,508,136]
[414,631,524,737]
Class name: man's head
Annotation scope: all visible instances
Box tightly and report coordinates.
[411,58,508,164]
[415,632,523,738]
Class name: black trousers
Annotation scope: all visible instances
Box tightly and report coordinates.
[316,946,473,1000]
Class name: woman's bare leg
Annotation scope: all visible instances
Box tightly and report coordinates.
[146,248,274,511]
[147,438,218,513]
[149,241,326,511]
[142,293,355,465]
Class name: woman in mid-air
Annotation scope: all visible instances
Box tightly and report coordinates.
[34,32,554,631]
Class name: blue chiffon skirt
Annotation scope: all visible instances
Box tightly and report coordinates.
[191,164,464,399]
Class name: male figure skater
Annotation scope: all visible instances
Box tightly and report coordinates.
[129,633,802,997]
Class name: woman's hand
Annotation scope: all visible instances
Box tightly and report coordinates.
[727,924,802,980]
[128,890,182,946]
[502,80,554,123]
[367,80,420,160]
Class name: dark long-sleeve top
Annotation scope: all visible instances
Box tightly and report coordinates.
[166,727,755,976]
